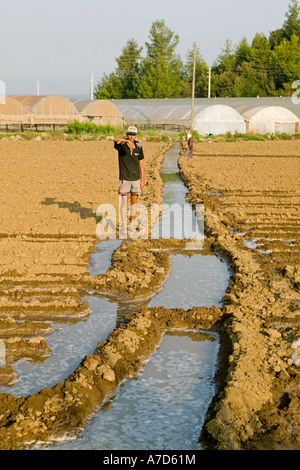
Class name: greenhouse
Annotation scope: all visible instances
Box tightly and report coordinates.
[1,95,299,134]
[72,99,125,126]
[117,103,246,135]
[239,106,300,135]
[0,96,32,128]
[192,104,246,135]
[12,95,78,125]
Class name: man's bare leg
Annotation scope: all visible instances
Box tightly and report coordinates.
[128,194,138,232]
[119,194,128,237]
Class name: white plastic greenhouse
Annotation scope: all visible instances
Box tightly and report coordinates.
[240,106,300,134]
[117,104,192,128]
[193,104,246,135]
[118,103,246,135]
[72,99,125,126]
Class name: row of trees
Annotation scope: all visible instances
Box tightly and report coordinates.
[95,1,300,99]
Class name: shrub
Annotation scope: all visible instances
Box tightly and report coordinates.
[66,120,123,135]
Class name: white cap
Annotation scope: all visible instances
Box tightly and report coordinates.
[127,126,137,135]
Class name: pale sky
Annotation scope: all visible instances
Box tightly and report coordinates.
[0,0,293,97]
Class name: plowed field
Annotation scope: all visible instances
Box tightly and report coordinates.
[0,137,298,450]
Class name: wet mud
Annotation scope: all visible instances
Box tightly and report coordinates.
[179,140,299,450]
[0,138,298,450]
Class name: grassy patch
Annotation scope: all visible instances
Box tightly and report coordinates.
[66,120,123,136]
[197,131,300,142]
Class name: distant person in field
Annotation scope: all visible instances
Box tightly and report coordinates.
[185,130,194,150]
[113,126,145,237]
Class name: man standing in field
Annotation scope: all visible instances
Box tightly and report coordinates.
[113,126,144,238]
[185,130,194,151]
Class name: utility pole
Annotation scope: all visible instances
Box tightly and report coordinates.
[190,42,196,131]
[37,80,40,96]
[208,67,211,98]
[90,73,94,100]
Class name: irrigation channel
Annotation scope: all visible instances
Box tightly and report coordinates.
[12,143,230,450]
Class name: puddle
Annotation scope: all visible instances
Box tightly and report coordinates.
[232,228,295,256]
[52,330,219,450]
[2,296,118,397]
[148,253,229,309]
[88,239,122,276]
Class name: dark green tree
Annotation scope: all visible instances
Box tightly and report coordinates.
[271,33,300,93]
[235,33,276,97]
[115,39,143,98]
[95,39,142,99]
[214,39,236,73]
[267,1,300,94]
[211,40,239,96]
[235,37,252,65]
[283,0,300,39]
[235,63,276,97]
[138,20,183,98]
[251,33,272,65]
[94,73,123,99]
[269,28,285,49]
[181,45,209,97]
[269,1,300,47]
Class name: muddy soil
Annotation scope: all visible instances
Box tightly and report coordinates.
[0,137,298,450]
[180,140,299,450]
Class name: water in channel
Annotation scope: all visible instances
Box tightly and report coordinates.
[49,142,230,450]
[54,330,219,450]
